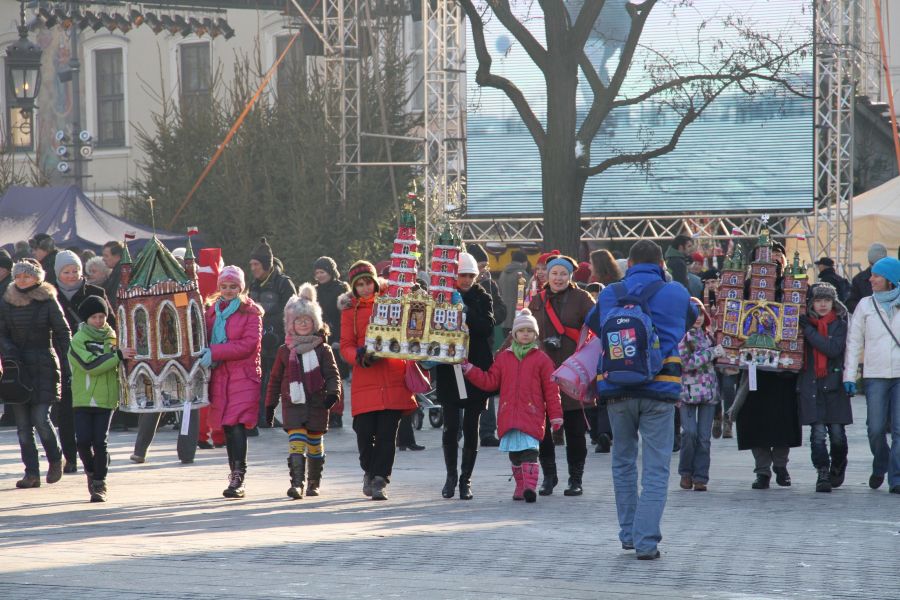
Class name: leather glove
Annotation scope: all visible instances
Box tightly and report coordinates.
[843,381,856,396]
[265,405,277,428]
[355,347,368,367]
[798,314,810,329]
[550,418,564,432]
[361,353,379,368]
[324,394,338,410]
[199,348,213,368]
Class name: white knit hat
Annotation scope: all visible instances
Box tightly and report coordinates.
[284,283,323,333]
[457,252,479,276]
[512,308,539,335]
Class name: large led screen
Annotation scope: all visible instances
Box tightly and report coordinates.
[465,0,815,215]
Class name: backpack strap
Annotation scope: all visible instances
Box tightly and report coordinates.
[614,280,665,313]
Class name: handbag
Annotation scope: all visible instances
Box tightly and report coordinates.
[404,360,431,394]
[0,358,34,405]
[551,327,600,405]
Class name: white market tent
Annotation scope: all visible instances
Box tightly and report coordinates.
[852,176,900,265]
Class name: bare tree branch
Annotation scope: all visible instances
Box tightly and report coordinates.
[571,0,607,50]
[459,0,547,147]
[488,0,549,71]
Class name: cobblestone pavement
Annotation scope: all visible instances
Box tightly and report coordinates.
[0,395,898,599]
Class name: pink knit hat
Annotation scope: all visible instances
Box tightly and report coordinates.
[217,265,245,290]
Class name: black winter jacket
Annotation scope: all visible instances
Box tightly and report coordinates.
[315,278,350,346]
[0,283,72,404]
[249,267,296,357]
[435,283,495,410]
[796,310,852,425]
[846,268,873,313]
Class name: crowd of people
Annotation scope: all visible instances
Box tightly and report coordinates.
[0,233,897,560]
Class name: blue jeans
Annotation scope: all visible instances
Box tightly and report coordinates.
[863,378,900,487]
[13,402,62,476]
[608,397,675,556]
[678,403,715,484]
[809,423,848,470]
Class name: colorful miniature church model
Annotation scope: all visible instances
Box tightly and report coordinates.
[365,206,469,363]
[117,234,210,412]
[714,230,806,372]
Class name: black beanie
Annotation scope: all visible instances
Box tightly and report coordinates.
[250,237,274,271]
[314,256,339,280]
[77,295,109,322]
[0,249,12,271]
[467,243,488,264]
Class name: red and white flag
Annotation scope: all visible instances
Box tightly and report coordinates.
[187,226,199,236]
[124,231,136,240]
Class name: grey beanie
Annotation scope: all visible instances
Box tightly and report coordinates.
[12,258,45,282]
[54,250,83,278]
[313,256,339,280]
[868,242,888,266]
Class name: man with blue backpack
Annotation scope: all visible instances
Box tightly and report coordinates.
[586,240,696,560]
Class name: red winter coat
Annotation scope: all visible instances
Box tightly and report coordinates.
[465,347,563,442]
[205,299,263,429]
[340,293,416,417]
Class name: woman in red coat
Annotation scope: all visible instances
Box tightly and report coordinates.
[339,261,416,501]
[201,265,263,499]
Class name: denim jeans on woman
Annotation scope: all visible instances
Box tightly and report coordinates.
[863,378,900,487]
[608,396,675,556]
[13,402,62,476]
[679,403,716,484]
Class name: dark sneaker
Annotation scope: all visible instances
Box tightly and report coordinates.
[752,474,770,490]
[869,473,885,490]
[773,466,791,487]
[637,550,661,560]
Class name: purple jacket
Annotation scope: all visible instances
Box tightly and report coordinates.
[205,299,263,429]
[677,327,719,405]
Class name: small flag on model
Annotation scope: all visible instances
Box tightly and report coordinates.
[796,232,806,242]
[187,226,199,236]
[124,231,136,240]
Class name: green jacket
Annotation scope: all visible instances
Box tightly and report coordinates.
[68,323,121,410]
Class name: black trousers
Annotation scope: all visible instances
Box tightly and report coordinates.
[396,414,418,446]
[353,409,402,480]
[74,408,114,480]
[442,405,481,451]
[594,401,612,437]
[540,409,588,469]
[223,424,248,466]
[509,449,539,465]
[51,384,77,463]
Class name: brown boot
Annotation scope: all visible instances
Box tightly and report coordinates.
[16,474,41,488]
[46,461,63,484]
[722,417,733,439]
[680,474,693,490]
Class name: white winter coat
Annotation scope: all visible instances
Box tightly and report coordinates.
[843,296,900,381]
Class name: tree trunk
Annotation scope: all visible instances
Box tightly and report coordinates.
[541,61,581,257]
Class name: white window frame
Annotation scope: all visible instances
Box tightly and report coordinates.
[187,299,205,356]
[83,34,130,155]
[389,304,402,320]
[117,306,128,348]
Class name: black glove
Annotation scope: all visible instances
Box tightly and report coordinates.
[265,405,277,428]
[324,394,338,410]
[355,347,368,367]
[798,314,810,330]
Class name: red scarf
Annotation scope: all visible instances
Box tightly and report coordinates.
[808,310,837,378]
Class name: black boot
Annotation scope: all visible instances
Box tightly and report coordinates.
[89,479,107,502]
[829,457,847,489]
[815,467,832,493]
[458,448,477,500]
[595,433,611,453]
[752,473,770,489]
[442,445,458,499]
[306,457,324,496]
[563,462,584,496]
[773,466,791,487]
[287,454,306,499]
[224,461,246,498]
[539,460,558,496]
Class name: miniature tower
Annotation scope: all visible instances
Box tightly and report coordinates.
[118,237,133,292]
[748,230,777,303]
[387,207,420,298]
[777,251,808,369]
[715,246,745,361]
[429,226,461,304]
[183,228,198,282]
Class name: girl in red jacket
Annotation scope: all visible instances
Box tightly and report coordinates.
[464,309,563,502]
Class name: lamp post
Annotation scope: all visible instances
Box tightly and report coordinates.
[5,1,43,143]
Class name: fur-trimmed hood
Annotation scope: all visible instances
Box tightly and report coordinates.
[337,291,355,311]
[2,282,57,307]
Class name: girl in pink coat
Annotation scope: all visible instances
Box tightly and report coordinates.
[200,265,263,499]
[464,309,563,502]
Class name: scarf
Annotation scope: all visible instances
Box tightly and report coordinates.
[14,283,40,294]
[287,334,325,404]
[57,279,83,300]
[211,298,241,345]
[807,310,837,378]
[873,287,900,314]
[512,340,537,361]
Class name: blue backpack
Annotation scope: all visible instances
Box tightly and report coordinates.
[597,281,665,386]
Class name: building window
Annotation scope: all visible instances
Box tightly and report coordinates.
[275,34,306,102]
[95,48,125,147]
[158,303,181,357]
[180,42,210,115]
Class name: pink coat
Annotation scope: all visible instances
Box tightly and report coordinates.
[205,299,263,429]
[465,347,563,442]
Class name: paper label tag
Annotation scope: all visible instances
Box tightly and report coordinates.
[174,293,189,307]
[454,364,468,399]
[748,363,758,392]
[180,401,192,435]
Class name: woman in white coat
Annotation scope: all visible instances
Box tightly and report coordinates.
[843,257,900,494]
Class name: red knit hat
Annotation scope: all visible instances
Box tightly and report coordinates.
[348,260,379,296]
[690,297,711,329]
[537,249,561,265]
[573,261,592,283]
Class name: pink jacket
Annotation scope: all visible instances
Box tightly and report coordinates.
[205,299,263,429]
[465,347,563,442]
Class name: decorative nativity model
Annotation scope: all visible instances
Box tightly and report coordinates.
[365,203,469,363]
[715,228,807,372]
[117,233,210,412]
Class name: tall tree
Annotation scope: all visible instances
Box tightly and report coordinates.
[460,0,812,254]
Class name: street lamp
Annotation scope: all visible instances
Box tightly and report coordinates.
[5,2,43,114]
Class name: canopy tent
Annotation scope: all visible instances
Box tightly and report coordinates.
[0,185,186,254]
[852,177,900,265]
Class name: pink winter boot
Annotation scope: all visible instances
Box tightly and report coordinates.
[511,464,525,501]
[522,462,540,503]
